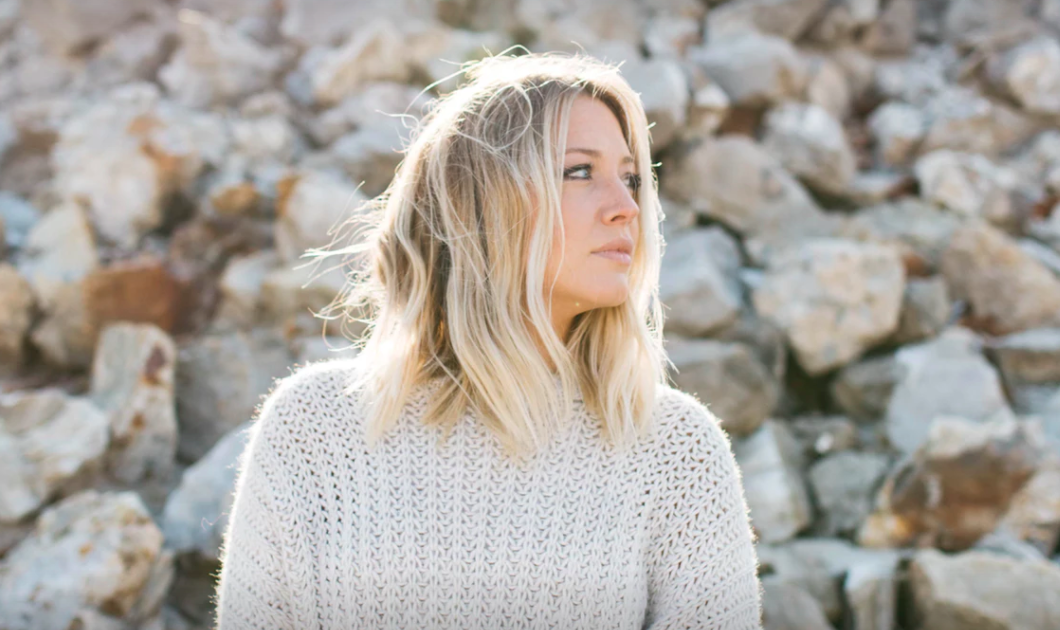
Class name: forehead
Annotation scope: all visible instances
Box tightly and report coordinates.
[565,95,629,154]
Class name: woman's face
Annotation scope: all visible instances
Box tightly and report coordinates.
[543,95,641,337]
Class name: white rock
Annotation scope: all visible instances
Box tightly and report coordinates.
[0,490,164,629]
[987,37,1060,115]
[301,20,412,107]
[90,323,178,485]
[885,326,1013,454]
[867,101,927,168]
[51,85,229,248]
[752,239,906,375]
[18,202,100,369]
[159,9,283,108]
[0,390,109,523]
[274,168,367,263]
[215,249,281,328]
[21,0,153,55]
[915,149,1018,225]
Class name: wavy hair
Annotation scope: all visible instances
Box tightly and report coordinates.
[306,50,669,462]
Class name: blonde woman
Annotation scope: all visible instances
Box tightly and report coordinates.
[213,51,763,629]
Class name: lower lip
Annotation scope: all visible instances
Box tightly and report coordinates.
[593,250,632,265]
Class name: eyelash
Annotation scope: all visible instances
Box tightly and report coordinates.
[563,164,642,194]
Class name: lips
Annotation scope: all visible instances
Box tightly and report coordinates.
[592,237,634,264]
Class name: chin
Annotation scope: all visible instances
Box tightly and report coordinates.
[578,285,630,311]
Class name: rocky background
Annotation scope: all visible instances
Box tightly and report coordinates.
[1,0,1060,628]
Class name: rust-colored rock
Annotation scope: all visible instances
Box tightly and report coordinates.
[84,257,182,333]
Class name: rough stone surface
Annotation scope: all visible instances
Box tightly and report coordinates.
[752,239,906,375]
[666,336,780,438]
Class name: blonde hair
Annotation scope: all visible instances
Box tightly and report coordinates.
[307,50,669,462]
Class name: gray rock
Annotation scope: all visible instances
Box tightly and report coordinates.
[0,192,41,251]
[174,333,260,462]
[761,101,857,196]
[163,422,251,559]
[662,135,825,239]
[762,581,832,630]
[280,0,435,47]
[759,537,903,623]
[809,451,891,537]
[893,276,952,344]
[885,327,1013,454]
[989,328,1060,386]
[942,221,1060,334]
[844,551,901,630]
[705,0,830,43]
[688,32,808,108]
[789,415,860,458]
[752,239,906,375]
[90,323,178,485]
[665,336,780,438]
[733,420,813,543]
[841,197,961,273]
[910,548,1060,630]
[0,490,164,629]
[659,227,743,337]
[1020,238,1060,277]
[330,127,404,198]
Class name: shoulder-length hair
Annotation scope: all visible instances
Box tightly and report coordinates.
[308,50,669,462]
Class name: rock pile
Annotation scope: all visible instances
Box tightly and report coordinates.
[2,0,1060,628]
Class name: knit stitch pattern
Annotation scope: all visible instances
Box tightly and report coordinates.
[214,357,763,629]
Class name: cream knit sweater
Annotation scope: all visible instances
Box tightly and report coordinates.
[213,358,763,629]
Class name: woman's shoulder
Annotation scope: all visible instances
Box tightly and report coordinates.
[250,355,366,436]
[649,381,734,459]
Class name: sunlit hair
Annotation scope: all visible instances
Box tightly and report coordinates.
[306,49,669,463]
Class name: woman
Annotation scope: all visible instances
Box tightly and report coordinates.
[213,51,763,629]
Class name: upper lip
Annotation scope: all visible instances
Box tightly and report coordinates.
[593,237,634,255]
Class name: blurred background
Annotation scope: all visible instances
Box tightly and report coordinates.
[1,0,1060,628]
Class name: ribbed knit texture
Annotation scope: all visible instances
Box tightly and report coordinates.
[213,357,763,629]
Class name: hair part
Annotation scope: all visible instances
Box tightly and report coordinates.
[305,50,670,463]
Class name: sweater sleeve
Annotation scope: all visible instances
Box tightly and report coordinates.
[643,394,763,630]
[213,381,298,630]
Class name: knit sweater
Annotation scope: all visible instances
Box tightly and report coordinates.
[213,357,763,629]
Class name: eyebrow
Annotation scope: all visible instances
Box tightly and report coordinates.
[565,148,635,165]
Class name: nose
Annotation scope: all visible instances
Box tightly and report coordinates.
[602,175,640,225]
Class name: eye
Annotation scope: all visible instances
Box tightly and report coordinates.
[626,173,642,194]
[563,164,591,180]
